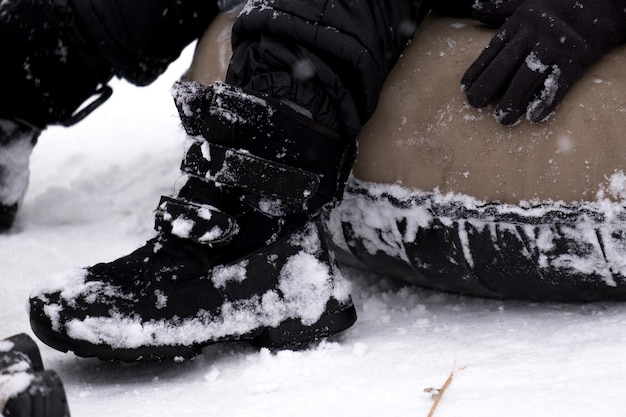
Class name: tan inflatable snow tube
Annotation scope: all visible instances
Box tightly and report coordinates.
[187,12,626,205]
[187,12,626,300]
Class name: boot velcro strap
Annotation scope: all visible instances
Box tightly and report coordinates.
[181,142,319,204]
[154,196,239,245]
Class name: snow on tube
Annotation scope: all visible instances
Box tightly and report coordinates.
[187,14,626,300]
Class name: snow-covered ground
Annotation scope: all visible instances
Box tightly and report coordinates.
[3,45,626,417]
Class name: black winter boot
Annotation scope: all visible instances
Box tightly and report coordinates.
[29,82,358,362]
[0,334,70,417]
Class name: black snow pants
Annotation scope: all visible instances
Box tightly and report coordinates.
[3,0,436,130]
[70,0,220,86]
[0,0,219,128]
[226,0,433,138]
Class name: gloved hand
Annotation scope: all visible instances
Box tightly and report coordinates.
[469,0,524,27]
[431,0,474,17]
[462,0,626,125]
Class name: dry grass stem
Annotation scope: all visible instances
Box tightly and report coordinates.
[425,364,466,417]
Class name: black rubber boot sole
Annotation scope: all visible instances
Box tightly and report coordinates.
[2,370,70,417]
[30,303,357,362]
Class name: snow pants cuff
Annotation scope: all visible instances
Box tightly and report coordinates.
[226,0,433,138]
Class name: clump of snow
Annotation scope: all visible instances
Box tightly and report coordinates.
[30,268,89,301]
[2,361,31,375]
[211,261,249,288]
[279,252,332,325]
[525,52,548,73]
[199,226,225,243]
[597,171,626,200]
[33,267,137,332]
[0,340,13,353]
[42,304,64,332]
[0,372,33,406]
[154,290,168,310]
[240,0,273,16]
[288,221,322,255]
[0,342,31,374]
[257,197,287,217]
[170,215,195,238]
[158,196,235,244]
[197,206,215,221]
[200,140,212,162]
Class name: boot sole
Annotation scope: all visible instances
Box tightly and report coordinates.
[3,370,70,417]
[30,303,357,362]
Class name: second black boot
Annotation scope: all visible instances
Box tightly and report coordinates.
[29,81,358,361]
[0,334,70,417]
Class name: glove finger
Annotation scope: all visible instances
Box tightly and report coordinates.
[494,57,552,125]
[462,31,529,108]
[527,69,576,123]
[471,0,526,27]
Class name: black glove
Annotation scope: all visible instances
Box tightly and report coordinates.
[469,0,525,27]
[431,0,474,17]
[462,0,626,125]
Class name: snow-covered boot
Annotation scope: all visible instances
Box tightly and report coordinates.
[0,122,40,231]
[29,81,358,362]
[0,334,70,417]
